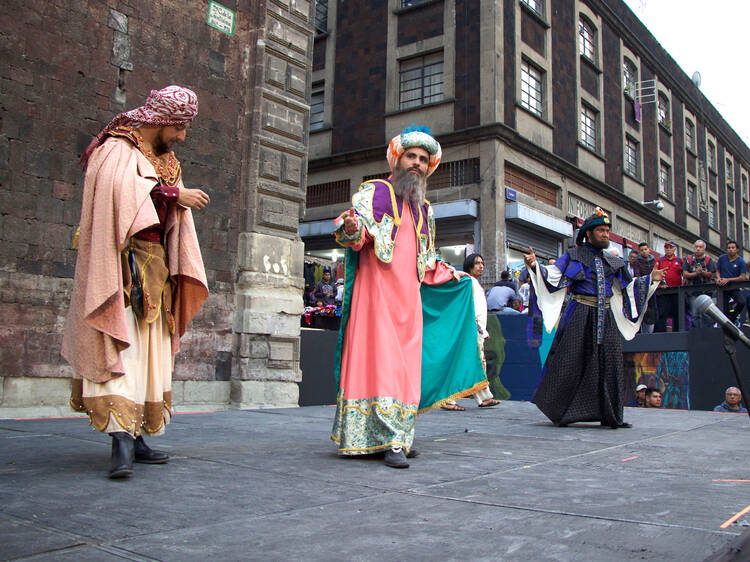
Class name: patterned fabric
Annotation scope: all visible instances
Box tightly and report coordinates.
[338,180,437,281]
[331,392,417,454]
[594,256,606,344]
[80,85,198,168]
[387,128,442,177]
[533,302,625,427]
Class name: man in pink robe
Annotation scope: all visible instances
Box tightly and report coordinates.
[62,86,209,478]
[330,126,477,468]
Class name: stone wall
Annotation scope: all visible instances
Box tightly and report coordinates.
[0,0,311,412]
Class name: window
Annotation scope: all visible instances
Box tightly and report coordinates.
[685,119,695,152]
[659,161,672,198]
[399,52,444,110]
[429,158,481,190]
[623,58,637,97]
[580,103,598,151]
[658,93,670,128]
[578,17,596,62]
[520,0,543,15]
[743,174,748,201]
[624,136,640,178]
[310,84,324,131]
[729,211,736,237]
[307,179,351,208]
[314,0,327,34]
[709,199,718,228]
[687,182,698,216]
[744,224,749,249]
[505,165,559,207]
[520,60,544,117]
[708,141,716,169]
[726,158,734,184]
[401,0,430,7]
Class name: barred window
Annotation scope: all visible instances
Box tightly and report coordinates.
[659,161,672,199]
[399,52,444,110]
[310,85,324,131]
[624,136,639,178]
[687,182,698,216]
[658,93,670,127]
[314,0,327,34]
[520,60,544,117]
[578,17,596,62]
[709,199,718,228]
[520,0,543,15]
[363,159,481,191]
[623,58,637,97]
[685,119,695,152]
[505,165,559,208]
[306,179,350,208]
[580,103,598,151]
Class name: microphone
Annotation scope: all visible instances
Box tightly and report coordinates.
[695,294,750,348]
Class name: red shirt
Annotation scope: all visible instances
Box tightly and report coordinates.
[659,255,683,287]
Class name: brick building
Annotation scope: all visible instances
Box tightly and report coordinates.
[303,0,750,279]
[0,1,313,413]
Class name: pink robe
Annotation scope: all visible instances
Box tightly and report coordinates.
[332,205,453,454]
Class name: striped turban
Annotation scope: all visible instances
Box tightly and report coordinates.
[80,85,199,167]
[386,125,442,177]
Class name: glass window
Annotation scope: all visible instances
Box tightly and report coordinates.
[708,141,716,169]
[687,182,698,216]
[659,161,672,199]
[709,199,718,228]
[624,136,639,178]
[726,157,734,184]
[399,52,444,110]
[742,174,748,200]
[622,58,637,97]
[744,224,749,248]
[578,17,596,61]
[520,60,544,117]
[685,119,695,151]
[580,103,598,151]
[520,0,543,16]
[729,211,736,237]
[314,0,328,34]
[310,86,324,131]
[658,93,670,127]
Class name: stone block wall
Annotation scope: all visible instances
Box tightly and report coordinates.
[0,0,312,411]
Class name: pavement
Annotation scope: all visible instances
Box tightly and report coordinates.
[1,400,749,561]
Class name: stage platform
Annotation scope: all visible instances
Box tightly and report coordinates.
[1,401,748,561]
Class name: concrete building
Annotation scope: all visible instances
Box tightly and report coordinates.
[0,1,314,414]
[303,0,750,279]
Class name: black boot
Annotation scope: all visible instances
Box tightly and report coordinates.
[384,448,409,469]
[109,432,134,479]
[134,435,169,464]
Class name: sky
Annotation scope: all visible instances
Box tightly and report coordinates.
[622,0,750,147]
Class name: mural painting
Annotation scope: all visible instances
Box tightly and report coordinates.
[623,351,690,409]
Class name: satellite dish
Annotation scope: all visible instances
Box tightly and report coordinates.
[691,71,702,88]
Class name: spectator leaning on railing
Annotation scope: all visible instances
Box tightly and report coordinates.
[716,240,747,326]
[682,239,716,328]
[654,241,683,332]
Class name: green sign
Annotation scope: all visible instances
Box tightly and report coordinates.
[207,1,235,37]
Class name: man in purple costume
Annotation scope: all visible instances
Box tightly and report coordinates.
[524,208,666,428]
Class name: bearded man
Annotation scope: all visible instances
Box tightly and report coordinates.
[524,209,665,429]
[330,126,487,468]
[63,85,209,478]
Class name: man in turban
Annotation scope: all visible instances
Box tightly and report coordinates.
[524,208,666,428]
[63,86,210,478]
[331,126,488,468]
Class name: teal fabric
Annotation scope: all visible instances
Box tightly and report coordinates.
[419,276,487,411]
[334,254,486,412]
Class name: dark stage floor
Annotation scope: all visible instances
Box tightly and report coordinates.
[1,401,748,561]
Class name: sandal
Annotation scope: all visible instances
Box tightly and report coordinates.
[440,403,466,411]
[478,399,501,408]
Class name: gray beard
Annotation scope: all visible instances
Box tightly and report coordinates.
[391,165,427,205]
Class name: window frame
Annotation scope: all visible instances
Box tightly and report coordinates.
[685,119,695,152]
[309,83,325,131]
[580,102,599,152]
[398,51,445,110]
[624,136,640,179]
[659,160,673,199]
[520,0,543,16]
[622,58,637,98]
[687,181,698,216]
[709,199,718,229]
[578,16,597,63]
[520,58,545,118]
[657,92,670,129]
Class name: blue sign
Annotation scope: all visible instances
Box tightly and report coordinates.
[505,187,517,201]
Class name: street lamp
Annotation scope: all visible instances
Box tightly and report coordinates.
[642,199,665,212]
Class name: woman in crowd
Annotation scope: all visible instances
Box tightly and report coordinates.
[441,253,501,410]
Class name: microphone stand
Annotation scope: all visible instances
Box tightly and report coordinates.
[721,328,750,421]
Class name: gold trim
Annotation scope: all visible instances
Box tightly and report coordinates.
[417,379,490,415]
